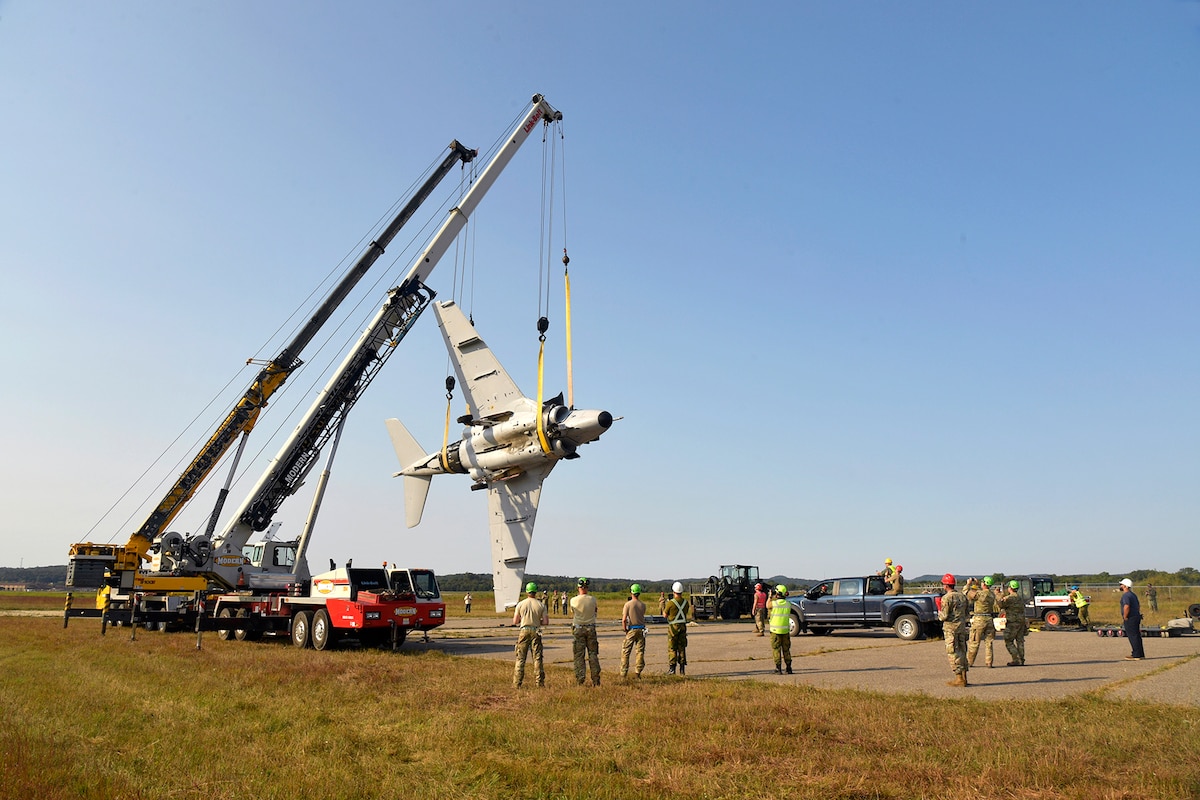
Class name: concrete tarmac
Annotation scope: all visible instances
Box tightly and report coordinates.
[424,616,1200,706]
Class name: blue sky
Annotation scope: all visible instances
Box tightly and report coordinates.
[1,2,1197,583]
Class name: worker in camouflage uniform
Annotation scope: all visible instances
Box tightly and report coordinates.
[569,577,601,686]
[768,584,793,674]
[664,581,690,675]
[937,573,969,686]
[511,581,548,688]
[997,579,1028,666]
[1069,585,1091,631]
[966,575,998,668]
[620,583,648,679]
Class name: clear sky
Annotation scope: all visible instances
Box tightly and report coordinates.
[1,2,1197,583]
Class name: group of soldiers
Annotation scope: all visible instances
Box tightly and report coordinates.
[511,578,799,687]
[938,573,1029,686]
[511,578,694,688]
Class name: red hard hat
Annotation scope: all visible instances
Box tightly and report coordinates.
[941,573,956,586]
[755,583,762,590]
[895,565,903,572]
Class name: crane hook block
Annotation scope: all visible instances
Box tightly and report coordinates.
[562,249,570,268]
[445,376,456,393]
[537,317,550,336]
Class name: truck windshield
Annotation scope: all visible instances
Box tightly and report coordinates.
[409,570,440,599]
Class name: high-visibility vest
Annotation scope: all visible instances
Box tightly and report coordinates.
[769,599,791,635]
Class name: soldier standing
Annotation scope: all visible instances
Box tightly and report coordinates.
[997,579,1028,666]
[886,564,905,595]
[751,583,768,636]
[966,576,998,668]
[512,582,548,688]
[569,577,601,686]
[620,584,648,679]
[1146,583,1158,613]
[937,573,969,686]
[768,584,793,674]
[664,582,690,675]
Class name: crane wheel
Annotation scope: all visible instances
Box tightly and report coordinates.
[311,608,335,651]
[291,610,313,648]
[216,608,234,641]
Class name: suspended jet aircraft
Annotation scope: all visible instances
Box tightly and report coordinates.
[386,300,614,612]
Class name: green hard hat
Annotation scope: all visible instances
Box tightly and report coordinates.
[983,576,995,586]
[775,584,788,597]
[630,583,642,595]
[1009,579,1020,590]
[577,577,590,586]
[526,581,538,594]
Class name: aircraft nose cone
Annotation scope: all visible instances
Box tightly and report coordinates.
[598,411,612,429]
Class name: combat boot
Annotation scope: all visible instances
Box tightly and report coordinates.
[679,665,685,675]
[946,674,967,687]
[785,664,793,674]
[774,665,782,674]
[667,665,676,675]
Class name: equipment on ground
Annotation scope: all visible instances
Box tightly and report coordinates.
[690,565,763,620]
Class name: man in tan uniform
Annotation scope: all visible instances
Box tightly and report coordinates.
[937,573,970,687]
[570,577,601,686]
[966,575,998,668]
[512,581,548,688]
[620,584,648,679]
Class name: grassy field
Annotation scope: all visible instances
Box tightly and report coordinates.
[3,610,1199,799]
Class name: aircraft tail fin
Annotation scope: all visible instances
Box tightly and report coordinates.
[385,418,433,528]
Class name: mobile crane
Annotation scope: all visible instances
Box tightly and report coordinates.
[66,95,563,649]
[67,139,477,596]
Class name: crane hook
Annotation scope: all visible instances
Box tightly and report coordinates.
[537,316,549,342]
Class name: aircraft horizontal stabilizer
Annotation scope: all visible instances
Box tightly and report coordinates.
[385,418,432,528]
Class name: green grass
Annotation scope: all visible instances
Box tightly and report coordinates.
[2,617,1199,799]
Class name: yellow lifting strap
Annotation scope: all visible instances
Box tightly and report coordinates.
[535,319,552,455]
[563,249,574,409]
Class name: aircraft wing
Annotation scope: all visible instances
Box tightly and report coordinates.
[433,301,525,421]
[487,462,556,612]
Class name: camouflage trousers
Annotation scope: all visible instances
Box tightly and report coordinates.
[620,628,646,677]
[513,628,544,688]
[1004,625,1026,665]
[754,609,767,634]
[967,616,996,667]
[572,625,601,685]
[771,632,792,669]
[943,621,968,675]
[666,624,688,669]
[1077,605,1091,630]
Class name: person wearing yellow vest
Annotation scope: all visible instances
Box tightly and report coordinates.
[1069,585,1091,631]
[769,584,793,674]
[665,582,690,675]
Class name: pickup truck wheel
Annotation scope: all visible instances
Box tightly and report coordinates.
[789,612,801,638]
[311,608,334,651]
[291,610,313,648]
[893,614,920,641]
[1043,610,1063,627]
[216,608,234,641]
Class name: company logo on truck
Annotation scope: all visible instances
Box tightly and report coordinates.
[315,579,334,595]
[214,554,247,568]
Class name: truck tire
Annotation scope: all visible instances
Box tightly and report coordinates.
[893,614,920,641]
[291,610,313,648]
[788,612,801,638]
[1188,604,1200,620]
[233,608,261,642]
[311,608,334,651]
[1043,610,1064,627]
[216,608,234,641]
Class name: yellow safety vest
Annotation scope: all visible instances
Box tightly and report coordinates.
[769,599,791,635]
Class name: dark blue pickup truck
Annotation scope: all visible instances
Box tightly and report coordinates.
[786,575,942,640]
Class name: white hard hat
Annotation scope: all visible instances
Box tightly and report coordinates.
[1120,578,1133,587]
[672,581,683,594]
